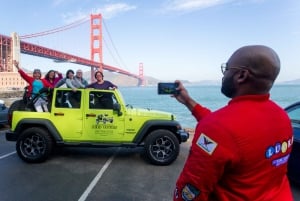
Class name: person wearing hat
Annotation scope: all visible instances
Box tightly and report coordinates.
[14,60,52,98]
[13,60,52,112]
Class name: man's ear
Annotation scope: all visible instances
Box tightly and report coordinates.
[236,70,250,84]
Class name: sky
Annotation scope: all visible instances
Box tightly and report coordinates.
[1,0,300,83]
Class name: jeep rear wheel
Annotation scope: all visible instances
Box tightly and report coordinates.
[16,127,53,163]
[144,129,179,165]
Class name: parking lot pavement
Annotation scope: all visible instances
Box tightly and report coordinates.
[0,128,299,201]
[0,128,188,201]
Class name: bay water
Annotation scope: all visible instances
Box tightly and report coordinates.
[119,84,300,129]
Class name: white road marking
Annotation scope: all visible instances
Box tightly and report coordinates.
[78,150,118,201]
[0,151,16,159]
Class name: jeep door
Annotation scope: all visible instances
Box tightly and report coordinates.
[84,90,125,141]
[51,89,83,139]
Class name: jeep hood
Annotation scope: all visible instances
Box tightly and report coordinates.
[127,108,176,120]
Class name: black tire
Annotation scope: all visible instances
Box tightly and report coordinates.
[144,129,180,165]
[7,100,26,125]
[8,100,26,115]
[16,127,53,163]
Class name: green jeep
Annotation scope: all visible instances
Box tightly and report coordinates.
[6,88,189,165]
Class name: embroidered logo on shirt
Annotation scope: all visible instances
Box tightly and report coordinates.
[272,154,290,167]
[196,133,218,155]
[265,137,293,159]
[182,184,200,201]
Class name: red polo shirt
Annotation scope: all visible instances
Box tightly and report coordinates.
[174,94,293,201]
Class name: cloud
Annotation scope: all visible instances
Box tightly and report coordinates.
[161,0,269,13]
[163,0,233,12]
[61,3,136,24]
[62,10,89,24]
[95,3,137,19]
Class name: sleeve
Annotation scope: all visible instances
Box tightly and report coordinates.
[86,82,94,88]
[174,120,238,201]
[83,79,89,87]
[74,78,86,88]
[192,104,212,122]
[107,81,117,88]
[55,78,66,88]
[18,69,33,84]
[42,79,54,88]
[57,72,63,79]
[53,73,63,85]
[65,79,76,89]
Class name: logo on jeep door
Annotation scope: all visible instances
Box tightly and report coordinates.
[96,114,114,125]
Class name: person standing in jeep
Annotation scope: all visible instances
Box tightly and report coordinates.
[44,70,63,88]
[13,60,52,98]
[75,69,88,87]
[13,60,52,112]
[86,71,117,89]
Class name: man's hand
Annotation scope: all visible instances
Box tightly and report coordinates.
[172,80,197,112]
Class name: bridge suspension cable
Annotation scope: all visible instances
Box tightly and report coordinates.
[17,14,132,74]
[103,19,129,71]
[19,17,89,39]
[103,37,122,68]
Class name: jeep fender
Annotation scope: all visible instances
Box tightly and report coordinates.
[133,120,186,143]
[14,119,63,142]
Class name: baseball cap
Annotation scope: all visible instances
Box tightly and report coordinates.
[33,69,41,74]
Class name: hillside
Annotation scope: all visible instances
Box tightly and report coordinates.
[87,71,199,86]
[83,71,161,86]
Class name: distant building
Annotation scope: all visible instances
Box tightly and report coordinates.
[0,33,25,91]
[0,72,26,91]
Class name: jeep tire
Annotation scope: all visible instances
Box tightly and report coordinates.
[16,127,54,163]
[8,100,25,115]
[144,129,180,166]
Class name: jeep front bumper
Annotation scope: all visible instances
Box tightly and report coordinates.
[178,129,189,142]
[6,131,17,141]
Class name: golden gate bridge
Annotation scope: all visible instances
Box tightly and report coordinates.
[0,14,145,86]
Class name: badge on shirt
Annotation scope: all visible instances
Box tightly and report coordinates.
[196,133,218,155]
[182,184,200,201]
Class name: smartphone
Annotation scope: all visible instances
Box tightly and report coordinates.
[157,82,179,95]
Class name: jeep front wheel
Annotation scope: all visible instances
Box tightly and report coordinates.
[144,129,179,165]
[16,127,53,163]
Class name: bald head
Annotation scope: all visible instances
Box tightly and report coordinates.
[221,45,281,97]
[228,45,280,81]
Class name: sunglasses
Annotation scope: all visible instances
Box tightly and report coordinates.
[221,63,252,75]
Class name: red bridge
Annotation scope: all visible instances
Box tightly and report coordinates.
[0,14,144,86]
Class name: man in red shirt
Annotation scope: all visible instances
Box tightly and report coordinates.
[173,45,293,201]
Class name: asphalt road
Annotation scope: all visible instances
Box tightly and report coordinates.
[0,128,299,201]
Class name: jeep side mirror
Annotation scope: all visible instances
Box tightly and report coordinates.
[113,103,122,116]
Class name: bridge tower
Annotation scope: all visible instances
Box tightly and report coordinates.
[90,14,103,82]
[11,32,21,71]
[138,62,145,86]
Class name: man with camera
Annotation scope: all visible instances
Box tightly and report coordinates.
[172,45,293,201]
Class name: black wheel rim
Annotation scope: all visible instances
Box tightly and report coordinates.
[150,136,175,161]
[20,134,46,158]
